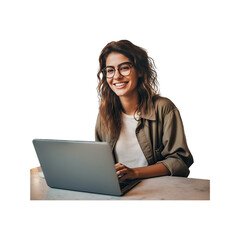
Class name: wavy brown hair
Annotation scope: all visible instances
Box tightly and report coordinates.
[97,40,159,138]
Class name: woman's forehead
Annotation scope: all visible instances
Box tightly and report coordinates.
[106,52,131,66]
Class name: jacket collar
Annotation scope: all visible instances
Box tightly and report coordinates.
[140,101,156,120]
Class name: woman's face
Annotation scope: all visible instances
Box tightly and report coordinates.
[105,52,140,99]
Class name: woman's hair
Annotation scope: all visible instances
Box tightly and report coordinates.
[97,40,159,138]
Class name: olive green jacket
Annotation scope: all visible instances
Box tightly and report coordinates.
[95,96,193,177]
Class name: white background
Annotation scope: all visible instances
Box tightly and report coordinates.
[1,0,239,239]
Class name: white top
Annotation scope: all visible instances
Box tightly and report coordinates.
[114,112,148,168]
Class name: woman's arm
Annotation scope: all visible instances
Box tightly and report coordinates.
[157,108,193,177]
[115,162,170,181]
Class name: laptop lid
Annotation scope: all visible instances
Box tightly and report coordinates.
[32,139,140,196]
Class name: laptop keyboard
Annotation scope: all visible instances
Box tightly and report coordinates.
[119,181,130,189]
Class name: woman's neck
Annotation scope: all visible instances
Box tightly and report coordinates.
[119,94,139,115]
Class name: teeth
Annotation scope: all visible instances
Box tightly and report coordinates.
[115,83,126,87]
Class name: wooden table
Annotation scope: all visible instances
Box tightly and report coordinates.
[30,167,210,200]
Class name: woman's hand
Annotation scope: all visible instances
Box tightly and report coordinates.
[115,162,170,180]
[115,163,138,181]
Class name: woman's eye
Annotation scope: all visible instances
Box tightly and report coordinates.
[120,65,130,71]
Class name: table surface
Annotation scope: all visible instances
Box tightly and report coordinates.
[30,167,210,200]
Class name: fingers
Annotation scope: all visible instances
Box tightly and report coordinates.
[115,163,125,171]
[119,173,128,181]
[116,168,128,176]
[115,163,128,177]
[115,163,135,180]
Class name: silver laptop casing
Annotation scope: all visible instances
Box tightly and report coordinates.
[32,139,140,196]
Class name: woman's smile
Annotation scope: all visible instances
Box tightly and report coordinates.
[113,81,129,89]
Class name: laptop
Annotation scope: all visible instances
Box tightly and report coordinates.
[32,139,141,196]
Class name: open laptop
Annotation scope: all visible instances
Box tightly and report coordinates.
[32,139,141,196]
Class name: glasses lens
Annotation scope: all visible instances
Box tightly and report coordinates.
[104,67,115,78]
[119,64,131,76]
[103,63,132,78]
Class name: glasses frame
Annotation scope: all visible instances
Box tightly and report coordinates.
[102,62,134,79]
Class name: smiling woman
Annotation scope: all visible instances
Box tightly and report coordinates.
[96,40,194,181]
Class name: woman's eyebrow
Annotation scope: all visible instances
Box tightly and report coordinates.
[106,61,132,68]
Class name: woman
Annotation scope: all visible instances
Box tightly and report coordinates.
[95,40,193,181]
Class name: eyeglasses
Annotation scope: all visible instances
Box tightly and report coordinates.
[102,62,134,78]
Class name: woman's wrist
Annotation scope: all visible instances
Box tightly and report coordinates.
[133,168,140,179]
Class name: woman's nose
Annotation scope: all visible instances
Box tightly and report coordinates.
[113,69,122,80]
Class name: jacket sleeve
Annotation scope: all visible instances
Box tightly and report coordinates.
[159,108,194,177]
